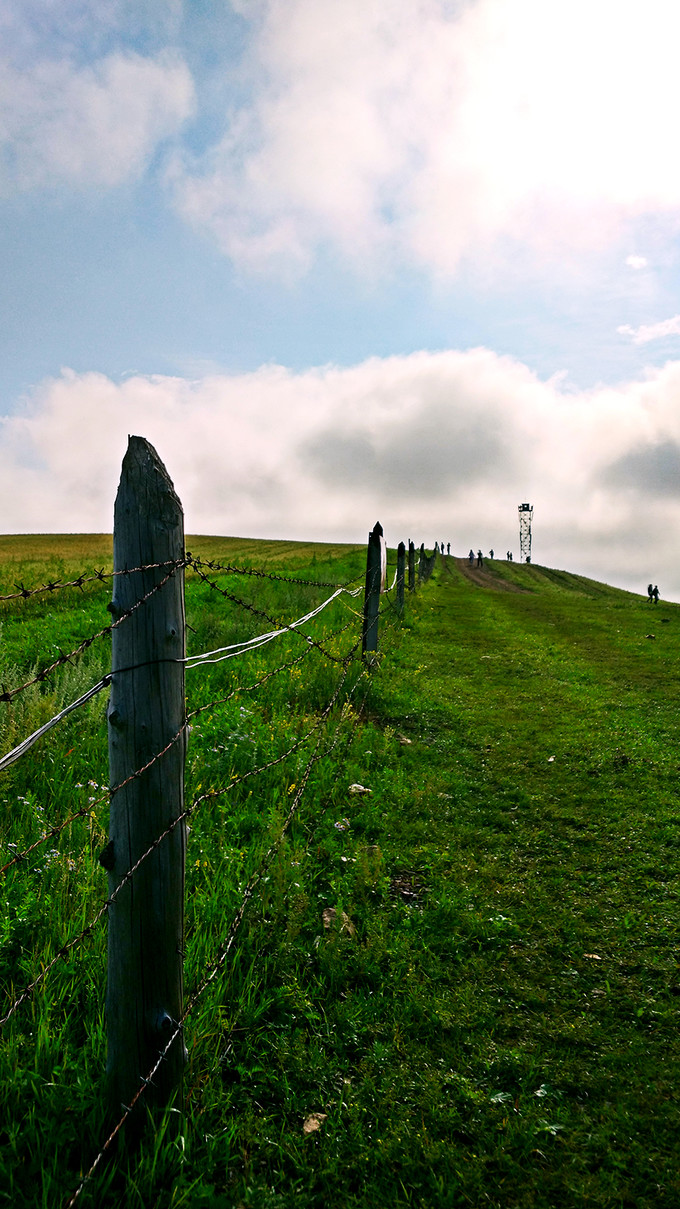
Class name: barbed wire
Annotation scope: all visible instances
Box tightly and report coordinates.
[0,587,358,775]
[0,723,189,876]
[186,668,372,1100]
[186,553,359,590]
[0,554,364,609]
[0,645,360,1027]
[0,558,186,604]
[64,656,368,1208]
[187,615,357,720]
[0,561,188,704]
[0,612,358,875]
[189,561,360,665]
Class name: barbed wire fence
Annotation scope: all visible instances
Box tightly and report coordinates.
[0,436,445,1206]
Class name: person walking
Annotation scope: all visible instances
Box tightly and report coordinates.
[469,549,474,564]
[653,585,660,605]
[647,583,654,603]
[477,549,483,567]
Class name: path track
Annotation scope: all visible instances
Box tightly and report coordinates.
[448,556,527,592]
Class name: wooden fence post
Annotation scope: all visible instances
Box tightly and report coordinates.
[418,543,425,581]
[396,541,405,612]
[106,436,187,1119]
[362,521,383,659]
[408,541,415,593]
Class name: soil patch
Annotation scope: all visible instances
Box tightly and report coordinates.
[451,556,528,592]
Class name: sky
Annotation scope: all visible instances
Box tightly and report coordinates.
[3,0,680,597]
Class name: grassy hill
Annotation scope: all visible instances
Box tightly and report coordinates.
[1,538,679,1207]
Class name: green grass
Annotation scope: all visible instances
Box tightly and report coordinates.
[1,540,679,1207]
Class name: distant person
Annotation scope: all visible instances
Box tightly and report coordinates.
[647,583,654,603]
[489,549,494,559]
[477,549,483,567]
[447,542,450,554]
[469,549,474,564]
[653,585,660,604]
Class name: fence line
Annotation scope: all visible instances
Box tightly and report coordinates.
[64,657,372,1208]
[0,640,360,1028]
[0,438,443,1206]
[0,612,359,882]
[189,561,358,664]
[0,580,360,775]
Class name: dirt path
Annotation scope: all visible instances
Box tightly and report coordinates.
[447,556,528,592]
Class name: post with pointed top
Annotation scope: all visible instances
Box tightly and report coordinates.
[362,521,383,659]
[396,541,405,612]
[408,540,415,593]
[106,436,187,1122]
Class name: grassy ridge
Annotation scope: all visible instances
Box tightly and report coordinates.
[1,540,679,1207]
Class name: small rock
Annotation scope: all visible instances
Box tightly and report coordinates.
[303,1113,327,1135]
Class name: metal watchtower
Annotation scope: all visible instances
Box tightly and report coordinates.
[518,503,533,563]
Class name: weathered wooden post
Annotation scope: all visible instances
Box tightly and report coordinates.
[396,541,405,612]
[408,540,415,592]
[362,521,383,659]
[106,436,187,1119]
[418,542,425,581]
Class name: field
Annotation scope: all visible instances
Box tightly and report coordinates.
[1,536,679,1208]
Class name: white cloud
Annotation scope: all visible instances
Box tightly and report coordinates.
[626,255,648,270]
[4,351,680,597]
[618,315,680,344]
[0,48,194,192]
[171,0,680,277]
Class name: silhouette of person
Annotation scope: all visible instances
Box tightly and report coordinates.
[489,549,494,559]
[469,549,474,564]
[653,585,660,604]
[447,542,450,554]
[647,583,654,604]
[477,549,483,567]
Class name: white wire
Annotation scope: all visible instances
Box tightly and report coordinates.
[184,586,361,670]
[0,585,362,771]
[0,676,110,774]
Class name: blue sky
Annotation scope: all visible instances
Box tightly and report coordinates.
[3,0,680,597]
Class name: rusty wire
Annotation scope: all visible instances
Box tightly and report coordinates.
[189,561,355,665]
[63,655,368,1208]
[0,644,360,1028]
[0,560,188,704]
[186,668,372,1098]
[0,614,358,875]
[186,552,357,590]
[0,558,186,604]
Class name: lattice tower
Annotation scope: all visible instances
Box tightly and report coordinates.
[518,503,533,563]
